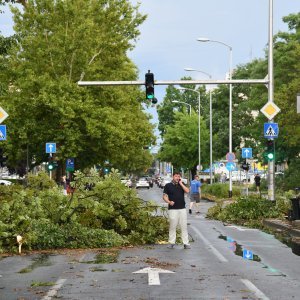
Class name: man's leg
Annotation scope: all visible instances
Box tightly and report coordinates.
[178,208,189,245]
[189,198,194,214]
[168,209,179,244]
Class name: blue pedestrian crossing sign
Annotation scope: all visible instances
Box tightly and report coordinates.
[46,142,56,154]
[243,249,253,260]
[226,162,236,171]
[264,123,279,138]
[242,148,252,159]
[0,125,7,140]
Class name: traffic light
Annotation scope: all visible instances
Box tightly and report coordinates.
[266,139,274,161]
[143,146,152,150]
[241,161,250,171]
[47,161,58,171]
[145,70,157,104]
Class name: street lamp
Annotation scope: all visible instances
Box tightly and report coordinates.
[171,100,192,116]
[197,37,233,197]
[177,87,201,173]
[184,68,213,184]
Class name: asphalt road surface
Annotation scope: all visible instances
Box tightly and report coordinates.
[1,185,299,299]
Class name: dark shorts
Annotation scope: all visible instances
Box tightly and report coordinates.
[190,194,200,203]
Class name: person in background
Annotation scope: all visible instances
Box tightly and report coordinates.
[163,172,191,249]
[254,173,261,193]
[61,175,67,195]
[189,175,202,214]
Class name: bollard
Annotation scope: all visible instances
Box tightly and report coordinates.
[290,196,300,220]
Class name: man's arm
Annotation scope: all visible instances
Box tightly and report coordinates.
[163,193,174,206]
[179,181,189,193]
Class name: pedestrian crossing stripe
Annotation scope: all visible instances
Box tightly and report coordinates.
[265,125,276,136]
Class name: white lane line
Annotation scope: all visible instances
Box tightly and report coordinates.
[190,225,228,262]
[42,278,66,300]
[240,279,270,300]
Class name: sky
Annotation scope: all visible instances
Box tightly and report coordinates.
[127,0,299,143]
[0,0,299,146]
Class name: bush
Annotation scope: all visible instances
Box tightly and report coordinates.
[28,220,125,249]
[202,183,240,199]
[0,169,169,253]
[207,194,287,227]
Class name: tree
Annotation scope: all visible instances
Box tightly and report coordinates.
[0,0,154,174]
[158,112,209,174]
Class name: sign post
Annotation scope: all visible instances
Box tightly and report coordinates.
[46,143,57,179]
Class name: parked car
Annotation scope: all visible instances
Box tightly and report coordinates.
[160,176,172,189]
[146,177,154,188]
[136,177,150,189]
[121,178,132,188]
[0,179,12,186]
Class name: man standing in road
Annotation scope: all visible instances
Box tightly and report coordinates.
[189,175,202,214]
[163,172,191,249]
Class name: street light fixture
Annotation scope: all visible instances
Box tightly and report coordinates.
[171,100,192,116]
[184,68,213,184]
[197,37,233,197]
[177,87,201,173]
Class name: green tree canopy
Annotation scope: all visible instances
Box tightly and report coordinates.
[0,0,155,174]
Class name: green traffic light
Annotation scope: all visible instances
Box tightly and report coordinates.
[48,164,54,170]
[267,153,274,160]
[147,94,154,99]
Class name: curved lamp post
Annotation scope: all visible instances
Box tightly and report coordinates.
[197,37,233,197]
[184,68,213,184]
[171,100,192,116]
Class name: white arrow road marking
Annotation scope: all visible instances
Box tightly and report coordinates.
[42,278,66,300]
[245,250,252,259]
[133,267,174,285]
[240,279,270,300]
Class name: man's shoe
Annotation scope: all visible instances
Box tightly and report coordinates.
[167,244,175,249]
[184,244,191,249]
[189,209,192,214]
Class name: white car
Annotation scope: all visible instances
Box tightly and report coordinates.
[160,177,172,188]
[0,180,12,186]
[121,178,132,188]
[136,177,150,189]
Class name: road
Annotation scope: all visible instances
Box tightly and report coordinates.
[0,185,299,299]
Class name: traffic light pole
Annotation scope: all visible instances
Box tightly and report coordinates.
[268,0,275,201]
[78,79,268,86]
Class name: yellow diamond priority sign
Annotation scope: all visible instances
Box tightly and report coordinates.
[260,102,280,120]
[0,107,8,124]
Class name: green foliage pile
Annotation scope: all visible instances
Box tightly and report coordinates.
[202,183,241,199]
[0,170,168,253]
[207,195,290,227]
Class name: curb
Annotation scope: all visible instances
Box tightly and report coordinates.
[263,219,300,237]
[263,219,300,255]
